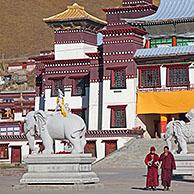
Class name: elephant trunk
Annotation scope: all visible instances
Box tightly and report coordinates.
[26,132,37,154]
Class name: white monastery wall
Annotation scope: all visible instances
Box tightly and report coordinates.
[14,112,24,121]
[35,97,40,111]
[55,43,97,60]
[44,87,89,111]
[189,66,194,85]
[0,136,132,164]
[160,66,166,86]
[88,82,99,130]
[101,78,137,130]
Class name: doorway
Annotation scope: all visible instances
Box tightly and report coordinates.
[103,140,117,156]
[11,146,21,163]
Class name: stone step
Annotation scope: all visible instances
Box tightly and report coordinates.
[94,137,194,170]
[94,138,166,169]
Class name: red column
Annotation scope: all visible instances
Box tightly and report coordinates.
[160,115,168,137]
[172,36,177,47]
[145,39,150,48]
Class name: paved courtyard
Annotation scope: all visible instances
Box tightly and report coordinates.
[0,166,193,194]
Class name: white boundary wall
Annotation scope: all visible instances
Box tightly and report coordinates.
[0,136,132,163]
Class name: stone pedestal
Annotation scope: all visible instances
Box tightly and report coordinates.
[174,154,194,175]
[20,154,100,185]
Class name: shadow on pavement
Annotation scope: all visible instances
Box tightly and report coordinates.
[131,187,163,191]
[173,175,194,183]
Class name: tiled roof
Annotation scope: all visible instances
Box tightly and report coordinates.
[134,45,194,58]
[124,0,194,25]
[43,3,107,25]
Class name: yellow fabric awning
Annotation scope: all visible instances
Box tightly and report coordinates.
[137,90,194,114]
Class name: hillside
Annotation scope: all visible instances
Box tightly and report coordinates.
[0,0,160,60]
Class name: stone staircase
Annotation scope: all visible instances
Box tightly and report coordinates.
[94,138,166,169]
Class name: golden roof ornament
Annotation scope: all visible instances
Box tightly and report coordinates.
[43,3,107,25]
[68,3,84,10]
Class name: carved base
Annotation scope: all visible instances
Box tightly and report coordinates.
[20,154,100,185]
[174,154,194,175]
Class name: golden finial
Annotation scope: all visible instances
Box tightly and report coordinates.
[67,3,84,10]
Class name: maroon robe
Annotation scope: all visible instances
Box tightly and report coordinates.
[144,153,159,187]
[159,152,176,187]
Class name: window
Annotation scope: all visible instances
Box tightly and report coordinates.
[151,37,194,48]
[139,67,161,88]
[177,37,194,46]
[71,109,85,121]
[166,66,189,87]
[84,140,97,157]
[102,140,117,156]
[111,69,126,89]
[108,105,127,128]
[52,79,64,97]
[151,38,172,48]
[0,126,20,136]
[36,74,42,86]
[72,78,85,96]
[0,144,8,159]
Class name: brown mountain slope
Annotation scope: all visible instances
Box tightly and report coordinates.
[0,0,160,60]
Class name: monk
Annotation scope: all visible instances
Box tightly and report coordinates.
[159,146,176,191]
[144,146,159,190]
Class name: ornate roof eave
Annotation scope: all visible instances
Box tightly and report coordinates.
[43,58,91,65]
[103,4,157,12]
[124,17,194,27]
[145,33,194,39]
[43,3,107,26]
[124,20,194,36]
[45,19,106,32]
[134,45,194,59]
[123,0,194,35]
[44,18,106,25]
[134,53,194,60]
[0,128,144,141]
[134,54,194,66]
[85,52,99,58]
[136,62,191,68]
[100,27,147,36]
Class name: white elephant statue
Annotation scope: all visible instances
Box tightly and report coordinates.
[24,110,86,154]
[165,109,194,154]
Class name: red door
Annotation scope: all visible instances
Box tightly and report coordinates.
[11,146,21,163]
[84,140,97,157]
[104,140,117,156]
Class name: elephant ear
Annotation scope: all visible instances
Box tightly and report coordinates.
[34,110,47,135]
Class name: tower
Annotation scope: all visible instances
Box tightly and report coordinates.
[36,3,106,130]
[97,0,157,130]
